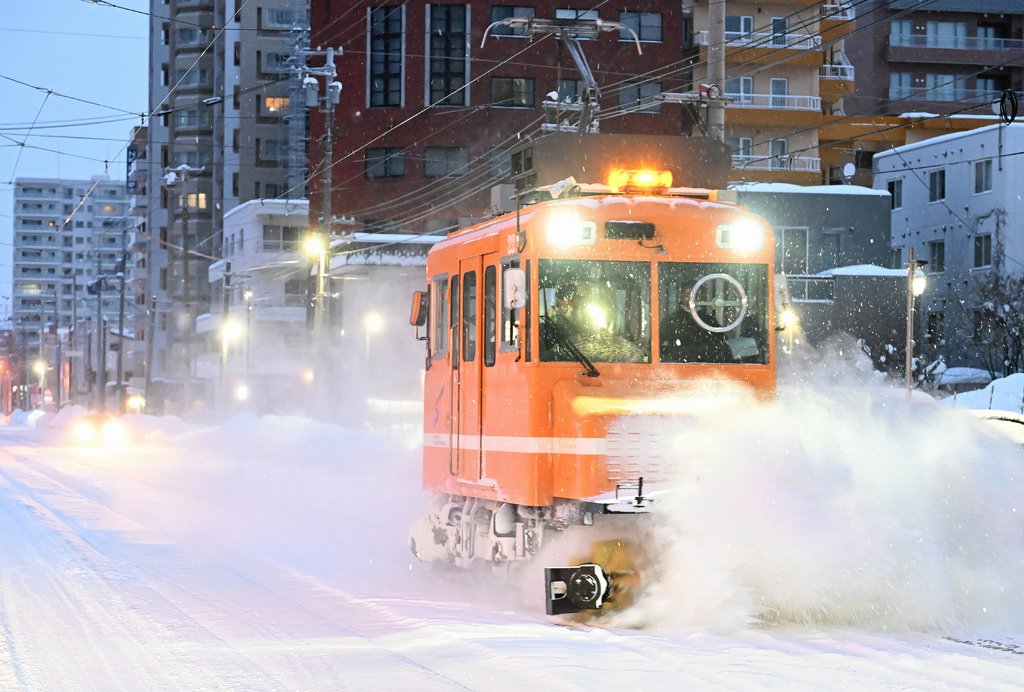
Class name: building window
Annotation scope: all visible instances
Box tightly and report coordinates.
[770,77,788,108]
[770,139,789,169]
[556,8,598,20]
[619,11,661,42]
[928,240,945,273]
[776,227,808,275]
[490,6,535,36]
[264,8,297,28]
[369,6,403,107]
[890,19,912,46]
[364,148,406,178]
[424,147,468,177]
[428,4,468,106]
[975,159,992,194]
[490,149,511,178]
[888,179,902,209]
[974,234,992,268]
[616,81,661,113]
[890,247,903,269]
[926,20,966,49]
[925,73,957,101]
[491,77,534,107]
[556,79,585,101]
[820,231,841,270]
[726,137,752,158]
[264,96,290,113]
[928,170,945,202]
[889,71,911,99]
[927,311,944,345]
[725,15,753,40]
[724,76,752,104]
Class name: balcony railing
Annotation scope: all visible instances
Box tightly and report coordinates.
[695,30,822,51]
[889,34,1024,51]
[888,86,1004,103]
[732,154,821,172]
[726,93,822,111]
[821,3,855,21]
[820,63,855,80]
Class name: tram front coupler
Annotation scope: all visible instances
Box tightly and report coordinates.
[544,563,612,615]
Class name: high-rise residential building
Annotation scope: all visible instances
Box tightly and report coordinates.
[142,0,307,408]
[12,176,132,405]
[12,177,130,345]
[845,1,1023,117]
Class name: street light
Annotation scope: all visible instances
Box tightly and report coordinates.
[364,310,384,366]
[32,359,46,394]
[905,247,928,397]
[303,233,328,335]
[220,317,243,406]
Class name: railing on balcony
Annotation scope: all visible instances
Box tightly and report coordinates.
[732,155,821,172]
[821,3,855,21]
[889,34,1024,51]
[695,30,822,51]
[725,93,822,111]
[888,86,1004,103]
[820,63,855,80]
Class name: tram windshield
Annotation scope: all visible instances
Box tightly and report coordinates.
[658,262,770,365]
[538,260,651,364]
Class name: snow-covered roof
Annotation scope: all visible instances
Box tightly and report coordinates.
[732,182,888,196]
[875,122,1024,161]
[348,232,440,246]
[816,264,908,278]
[936,367,993,387]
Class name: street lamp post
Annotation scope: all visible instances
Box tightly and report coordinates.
[905,246,928,397]
[364,310,383,367]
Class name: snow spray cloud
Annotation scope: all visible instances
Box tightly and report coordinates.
[620,346,1024,633]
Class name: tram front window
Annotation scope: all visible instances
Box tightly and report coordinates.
[659,262,770,365]
[539,259,650,364]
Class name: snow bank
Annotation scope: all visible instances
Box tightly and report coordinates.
[943,373,1024,414]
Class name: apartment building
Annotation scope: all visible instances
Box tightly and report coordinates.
[873,123,1024,370]
[11,176,132,404]
[846,0,1023,117]
[688,0,856,185]
[141,0,306,409]
[309,2,701,235]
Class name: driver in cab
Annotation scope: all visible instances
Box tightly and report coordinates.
[660,283,734,364]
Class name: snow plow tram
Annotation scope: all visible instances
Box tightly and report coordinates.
[409,151,778,616]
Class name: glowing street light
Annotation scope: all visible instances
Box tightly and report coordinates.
[364,310,384,365]
[32,359,46,390]
[905,246,928,397]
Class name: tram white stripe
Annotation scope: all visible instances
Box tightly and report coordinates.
[423,433,607,455]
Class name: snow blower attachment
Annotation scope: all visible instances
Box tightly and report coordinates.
[544,539,640,616]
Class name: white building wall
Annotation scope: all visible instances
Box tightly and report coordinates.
[874,123,1024,367]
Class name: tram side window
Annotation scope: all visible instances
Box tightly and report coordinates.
[432,275,448,358]
[462,271,477,362]
[484,265,496,366]
[500,258,521,351]
[450,274,460,367]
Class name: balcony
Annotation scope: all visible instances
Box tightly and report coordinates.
[821,3,855,21]
[820,64,854,80]
[694,30,823,67]
[887,34,1024,65]
[725,92,823,127]
[732,154,821,173]
[820,63,855,98]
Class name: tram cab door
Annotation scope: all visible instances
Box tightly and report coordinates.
[454,257,484,482]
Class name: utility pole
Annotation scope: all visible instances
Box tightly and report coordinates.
[144,294,156,414]
[115,220,128,412]
[302,46,343,241]
[95,252,105,412]
[707,0,727,143]
[163,164,204,413]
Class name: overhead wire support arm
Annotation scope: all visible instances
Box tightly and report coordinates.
[481,17,641,133]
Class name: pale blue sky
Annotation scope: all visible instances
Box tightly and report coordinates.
[0,0,149,318]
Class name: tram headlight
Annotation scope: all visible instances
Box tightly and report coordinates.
[717,220,764,252]
[547,215,596,247]
[584,302,608,330]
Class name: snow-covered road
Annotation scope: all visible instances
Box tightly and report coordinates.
[0,407,1022,690]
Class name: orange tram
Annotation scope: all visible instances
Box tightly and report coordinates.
[409,167,778,615]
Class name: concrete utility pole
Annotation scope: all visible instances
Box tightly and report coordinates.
[115,220,128,412]
[163,164,204,412]
[707,0,727,143]
[95,252,105,412]
[302,46,343,240]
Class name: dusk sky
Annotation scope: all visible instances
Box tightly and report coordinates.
[0,0,149,318]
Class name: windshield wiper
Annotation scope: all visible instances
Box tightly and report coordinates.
[541,316,600,377]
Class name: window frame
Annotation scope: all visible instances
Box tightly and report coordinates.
[368,6,405,108]
[618,11,661,42]
[491,76,535,108]
[974,158,993,195]
[364,147,406,178]
[928,239,945,273]
[490,6,535,37]
[888,178,903,210]
[426,4,469,107]
[973,233,992,269]
[928,169,946,202]
[424,146,469,178]
[431,273,450,360]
